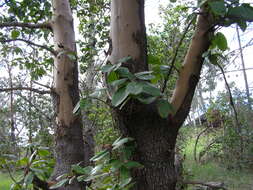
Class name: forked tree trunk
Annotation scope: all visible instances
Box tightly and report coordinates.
[109,1,214,189]
[50,0,85,189]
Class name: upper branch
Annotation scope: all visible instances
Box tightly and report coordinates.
[0,87,51,95]
[171,9,215,126]
[0,22,52,30]
[0,38,57,56]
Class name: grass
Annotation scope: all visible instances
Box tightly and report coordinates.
[0,172,14,190]
[181,128,253,190]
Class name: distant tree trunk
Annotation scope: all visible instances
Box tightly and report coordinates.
[109,1,214,189]
[7,64,16,152]
[50,0,85,189]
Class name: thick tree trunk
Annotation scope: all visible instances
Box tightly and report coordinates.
[50,0,85,189]
[109,0,214,190]
[116,102,178,190]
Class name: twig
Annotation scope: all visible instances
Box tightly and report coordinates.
[194,127,209,163]
[162,14,196,93]
[0,87,51,94]
[33,81,52,89]
[0,38,57,56]
[0,22,52,30]
[216,63,239,129]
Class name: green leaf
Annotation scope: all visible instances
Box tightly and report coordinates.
[118,56,132,63]
[170,0,177,2]
[117,67,135,79]
[56,174,68,181]
[228,3,253,22]
[17,157,29,167]
[119,166,130,180]
[126,82,143,95]
[111,87,129,107]
[135,71,155,80]
[101,64,115,73]
[11,30,20,39]
[107,71,119,83]
[24,172,34,186]
[84,173,107,182]
[212,32,228,51]
[124,161,143,169]
[237,20,247,32]
[90,150,109,161]
[38,149,50,157]
[91,164,103,175]
[119,177,132,188]
[157,99,174,118]
[49,179,68,189]
[137,96,157,104]
[140,82,161,97]
[110,78,128,87]
[72,165,91,175]
[69,176,76,185]
[209,1,226,16]
[109,159,123,171]
[112,137,134,150]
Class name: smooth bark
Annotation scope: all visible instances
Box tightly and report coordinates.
[50,0,85,189]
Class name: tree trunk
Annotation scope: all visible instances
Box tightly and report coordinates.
[116,102,178,190]
[109,0,214,189]
[50,0,85,189]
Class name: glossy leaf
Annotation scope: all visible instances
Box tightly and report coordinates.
[118,56,132,63]
[112,137,134,150]
[107,71,119,83]
[228,3,253,22]
[111,87,129,107]
[137,96,157,104]
[126,82,143,95]
[110,78,128,87]
[212,32,228,51]
[90,149,109,162]
[49,179,69,189]
[209,1,226,16]
[24,172,34,186]
[140,82,161,97]
[38,149,50,157]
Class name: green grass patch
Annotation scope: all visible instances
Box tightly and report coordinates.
[181,127,253,190]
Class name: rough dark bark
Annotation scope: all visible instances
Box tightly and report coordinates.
[115,101,179,190]
[109,0,214,189]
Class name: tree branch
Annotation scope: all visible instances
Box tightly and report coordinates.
[0,22,52,30]
[183,180,227,190]
[0,38,57,56]
[171,10,215,127]
[0,87,51,95]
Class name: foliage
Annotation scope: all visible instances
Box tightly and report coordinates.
[0,143,54,190]
[102,58,174,118]
[50,137,142,190]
